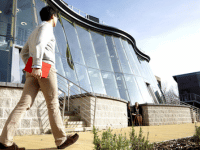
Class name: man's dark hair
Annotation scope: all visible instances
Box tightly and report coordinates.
[40,6,57,21]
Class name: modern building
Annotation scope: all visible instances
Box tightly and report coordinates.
[0,0,164,105]
[173,72,200,107]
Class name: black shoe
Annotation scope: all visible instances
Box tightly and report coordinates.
[57,133,79,149]
[0,142,25,150]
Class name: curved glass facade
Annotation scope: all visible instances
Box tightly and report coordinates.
[0,0,165,104]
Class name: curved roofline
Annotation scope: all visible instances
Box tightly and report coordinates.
[48,0,151,62]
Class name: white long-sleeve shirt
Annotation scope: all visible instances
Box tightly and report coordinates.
[20,21,56,69]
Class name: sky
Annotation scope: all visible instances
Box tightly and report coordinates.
[63,0,200,92]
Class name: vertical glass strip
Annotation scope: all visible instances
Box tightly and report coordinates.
[115,73,129,101]
[61,18,85,65]
[90,31,113,72]
[135,76,154,103]
[124,74,144,104]
[74,63,92,93]
[121,39,140,76]
[101,71,120,98]
[75,25,99,69]
[113,37,132,74]
[105,35,121,73]
[88,68,106,94]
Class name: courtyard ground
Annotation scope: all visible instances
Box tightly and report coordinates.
[13,122,200,150]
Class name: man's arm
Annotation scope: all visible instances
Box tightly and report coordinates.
[32,24,52,69]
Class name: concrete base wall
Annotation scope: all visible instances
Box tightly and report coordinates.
[0,82,50,136]
[141,104,192,126]
[69,94,128,130]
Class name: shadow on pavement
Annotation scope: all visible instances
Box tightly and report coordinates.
[26,148,57,150]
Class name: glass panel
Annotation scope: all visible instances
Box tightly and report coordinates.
[16,0,37,46]
[0,36,10,51]
[74,63,92,93]
[101,71,120,98]
[34,0,46,25]
[0,0,13,51]
[0,0,13,82]
[60,56,78,85]
[135,76,153,103]
[122,39,140,76]
[105,35,121,73]
[88,68,106,94]
[55,53,68,94]
[60,56,81,95]
[61,17,85,65]
[124,74,144,104]
[145,61,160,88]
[0,50,9,82]
[0,0,13,36]
[54,19,67,57]
[55,53,65,76]
[113,37,132,74]
[153,87,164,104]
[115,73,129,101]
[90,31,113,71]
[128,43,144,76]
[143,61,156,87]
[75,25,99,69]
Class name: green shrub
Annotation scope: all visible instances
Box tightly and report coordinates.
[93,126,154,150]
[193,124,200,145]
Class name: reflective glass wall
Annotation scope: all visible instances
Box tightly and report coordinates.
[0,0,164,104]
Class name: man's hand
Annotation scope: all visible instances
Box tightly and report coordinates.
[31,68,42,79]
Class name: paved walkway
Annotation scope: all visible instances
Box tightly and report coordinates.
[13,123,200,150]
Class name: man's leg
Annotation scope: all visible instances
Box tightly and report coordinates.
[38,66,66,146]
[0,73,40,147]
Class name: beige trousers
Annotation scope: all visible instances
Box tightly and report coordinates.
[0,66,66,147]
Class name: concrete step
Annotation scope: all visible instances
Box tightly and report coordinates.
[65,121,86,128]
[64,116,81,121]
[65,127,92,132]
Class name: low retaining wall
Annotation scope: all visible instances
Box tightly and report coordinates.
[0,82,50,136]
[69,94,128,130]
[141,104,192,126]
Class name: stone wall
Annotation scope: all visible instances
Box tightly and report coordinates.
[141,104,192,126]
[69,94,128,130]
[0,82,50,136]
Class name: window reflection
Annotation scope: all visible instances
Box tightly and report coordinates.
[127,43,143,75]
[0,0,13,41]
[75,25,99,69]
[60,56,81,95]
[113,37,132,74]
[61,18,85,65]
[135,76,153,103]
[88,68,106,94]
[124,74,144,104]
[122,39,140,76]
[115,73,129,101]
[101,71,120,98]
[54,19,67,57]
[60,56,78,85]
[74,63,92,93]
[0,50,9,82]
[16,0,37,46]
[55,53,65,76]
[105,35,121,73]
[90,31,113,71]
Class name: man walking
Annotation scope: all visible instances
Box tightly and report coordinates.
[0,6,79,149]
